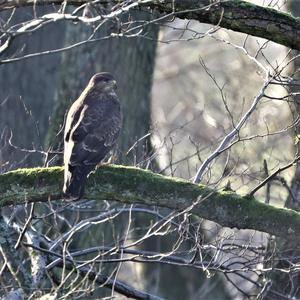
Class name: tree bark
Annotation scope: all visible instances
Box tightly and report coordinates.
[1,165,300,240]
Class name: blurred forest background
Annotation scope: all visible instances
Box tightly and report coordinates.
[1,0,300,299]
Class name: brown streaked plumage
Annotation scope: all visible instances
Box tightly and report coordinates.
[63,73,122,200]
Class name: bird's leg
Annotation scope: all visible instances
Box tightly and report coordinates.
[96,162,104,169]
[96,160,110,169]
[96,153,117,169]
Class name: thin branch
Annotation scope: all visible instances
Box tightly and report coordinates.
[1,1,300,51]
[193,74,270,183]
[14,202,35,249]
[249,156,300,197]
[24,243,164,300]
[56,261,164,300]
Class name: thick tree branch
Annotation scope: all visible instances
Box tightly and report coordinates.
[1,1,300,50]
[1,165,300,240]
[152,0,300,50]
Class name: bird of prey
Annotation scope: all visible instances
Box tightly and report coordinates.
[63,73,122,200]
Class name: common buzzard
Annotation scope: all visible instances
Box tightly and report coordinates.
[63,73,122,200]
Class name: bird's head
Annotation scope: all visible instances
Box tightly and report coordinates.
[90,72,117,91]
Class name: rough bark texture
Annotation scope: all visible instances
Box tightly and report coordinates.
[1,1,300,52]
[151,0,300,49]
[1,165,300,240]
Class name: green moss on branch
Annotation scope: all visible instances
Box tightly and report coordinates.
[1,165,300,240]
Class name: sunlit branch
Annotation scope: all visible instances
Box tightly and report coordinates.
[1,165,300,240]
[193,74,270,183]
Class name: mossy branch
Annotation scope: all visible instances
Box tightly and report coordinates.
[1,165,300,240]
[1,1,300,51]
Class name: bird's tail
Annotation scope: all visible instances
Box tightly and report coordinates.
[63,165,91,200]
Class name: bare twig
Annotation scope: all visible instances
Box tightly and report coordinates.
[193,74,271,183]
[249,156,300,197]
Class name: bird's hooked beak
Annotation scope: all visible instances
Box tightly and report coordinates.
[112,80,117,88]
[110,80,117,89]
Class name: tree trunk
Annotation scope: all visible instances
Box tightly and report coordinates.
[0,8,65,171]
